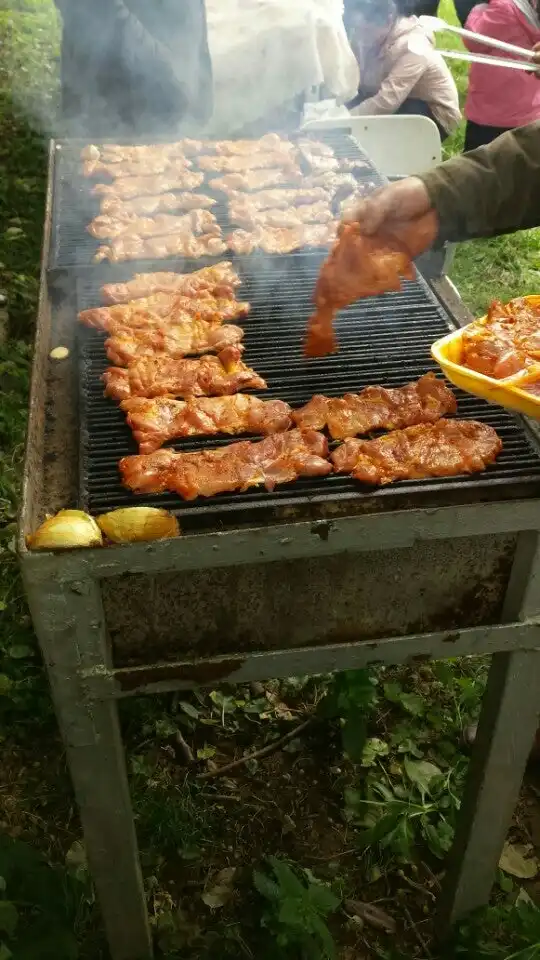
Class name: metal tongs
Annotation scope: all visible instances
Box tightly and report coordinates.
[418,14,538,72]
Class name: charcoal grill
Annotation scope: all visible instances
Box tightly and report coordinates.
[20,134,540,960]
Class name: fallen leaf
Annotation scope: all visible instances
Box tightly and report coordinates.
[201,867,236,909]
[499,842,539,879]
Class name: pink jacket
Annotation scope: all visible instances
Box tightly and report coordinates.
[464,0,540,127]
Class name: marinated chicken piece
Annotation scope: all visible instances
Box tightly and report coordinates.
[461,298,540,379]
[99,193,216,220]
[228,223,337,256]
[81,140,203,172]
[293,374,457,440]
[339,158,372,174]
[304,172,358,192]
[209,169,303,194]
[305,218,436,357]
[88,210,220,241]
[79,293,250,331]
[92,171,204,200]
[122,394,293,453]
[210,134,294,156]
[94,231,227,263]
[119,429,330,499]
[105,322,244,366]
[199,152,299,173]
[103,350,266,402]
[102,263,240,304]
[229,202,333,231]
[226,187,329,212]
[331,420,502,485]
[299,149,339,174]
[297,139,335,158]
[83,155,192,179]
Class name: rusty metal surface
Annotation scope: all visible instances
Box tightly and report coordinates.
[103,533,516,666]
[81,622,540,699]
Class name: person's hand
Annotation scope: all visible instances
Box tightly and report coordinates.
[344,177,439,258]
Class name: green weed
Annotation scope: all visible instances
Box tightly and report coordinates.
[0,834,95,959]
[254,857,340,960]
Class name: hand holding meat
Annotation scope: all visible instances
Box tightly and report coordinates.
[347,180,438,254]
[305,220,427,357]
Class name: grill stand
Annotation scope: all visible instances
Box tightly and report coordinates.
[19,144,540,959]
[21,502,540,960]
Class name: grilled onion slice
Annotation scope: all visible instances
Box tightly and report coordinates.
[26,510,103,550]
[96,507,180,543]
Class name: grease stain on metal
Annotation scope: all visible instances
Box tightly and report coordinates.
[115,658,243,692]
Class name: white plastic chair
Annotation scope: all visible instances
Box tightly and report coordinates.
[300,114,442,177]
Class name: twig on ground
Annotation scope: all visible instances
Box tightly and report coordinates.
[398,870,436,901]
[197,718,314,780]
[404,906,432,957]
[422,862,442,891]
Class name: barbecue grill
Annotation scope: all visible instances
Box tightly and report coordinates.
[20,133,540,960]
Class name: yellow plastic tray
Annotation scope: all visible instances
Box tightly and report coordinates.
[431,295,540,420]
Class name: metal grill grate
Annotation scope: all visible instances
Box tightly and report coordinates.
[77,253,540,530]
[49,132,382,271]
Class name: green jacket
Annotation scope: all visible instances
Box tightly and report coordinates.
[418,121,540,243]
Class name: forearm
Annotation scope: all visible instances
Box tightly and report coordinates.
[418,123,540,242]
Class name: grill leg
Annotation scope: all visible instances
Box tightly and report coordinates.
[436,531,540,934]
[23,573,152,960]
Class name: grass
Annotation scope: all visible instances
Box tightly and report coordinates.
[0,1,539,958]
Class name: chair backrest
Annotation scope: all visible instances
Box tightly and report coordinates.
[301,114,442,177]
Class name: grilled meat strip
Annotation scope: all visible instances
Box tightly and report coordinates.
[81,140,203,171]
[84,155,192,180]
[227,187,329,212]
[122,395,293,453]
[293,374,457,440]
[79,293,250,331]
[103,349,266,402]
[92,171,204,200]
[229,202,333,231]
[331,420,502,485]
[100,193,216,220]
[210,134,295,156]
[304,172,358,193]
[199,152,299,173]
[95,232,227,264]
[105,322,244,366]
[297,139,335,158]
[119,429,330,499]
[298,148,339,175]
[101,263,240,304]
[228,223,337,256]
[209,169,303,194]
[305,220,435,357]
[88,210,219,241]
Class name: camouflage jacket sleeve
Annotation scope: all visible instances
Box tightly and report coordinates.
[418,122,540,243]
